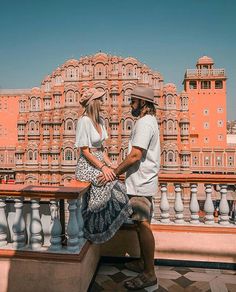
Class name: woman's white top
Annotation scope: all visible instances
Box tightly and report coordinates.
[74,116,108,148]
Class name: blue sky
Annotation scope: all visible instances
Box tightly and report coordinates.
[0,0,235,119]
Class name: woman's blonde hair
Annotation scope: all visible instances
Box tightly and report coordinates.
[84,99,101,125]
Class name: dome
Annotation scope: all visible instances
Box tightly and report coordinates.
[197,56,214,65]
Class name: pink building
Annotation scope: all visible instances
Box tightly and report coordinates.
[0,53,235,185]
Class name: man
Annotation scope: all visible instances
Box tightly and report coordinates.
[99,85,160,290]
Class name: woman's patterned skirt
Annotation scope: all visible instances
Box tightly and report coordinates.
[75,151,132,244]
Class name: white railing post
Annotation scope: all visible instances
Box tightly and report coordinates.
[67,199,79,251]
[190,184,200,224]
[219,185,230,225]
[12,197,26,248]
[0,197,8,247]
[30,199,43,250]
[49,199,62,250]
[160,184,170,223]
[77,197,85,247]
[204,184,214,225]
[174,184,185,224]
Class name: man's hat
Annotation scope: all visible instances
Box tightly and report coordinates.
[131,86,158,105]
[80,88,105,107]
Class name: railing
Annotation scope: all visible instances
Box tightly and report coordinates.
[0,174,235,255]
[0,183,90,253]
[156,173,236,226]
[185,69,226,78]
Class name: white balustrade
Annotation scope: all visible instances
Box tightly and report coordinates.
[0,198,8,247]
[204,184,215,225]
[190,184,200,224]
[219,185,230,225]
[160,184,170,223]
[30,199,43,250]
[12,197,26,248]
[174,184,185,224]
[67,199,80,251]
[49,199,62,250]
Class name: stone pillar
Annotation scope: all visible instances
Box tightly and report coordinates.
[12,197,26,248]
[174,184,185,224]
[67,199,79,251]
[30,199,43,250]
[49,199,62,250]
[77,197,86,247]
[204,184,214,225]
[189,184,200,224]
[0,197,8,247]
[160,184,170,223]
[219,185,230,225]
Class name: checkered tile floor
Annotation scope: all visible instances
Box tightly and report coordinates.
[89,262,236,291]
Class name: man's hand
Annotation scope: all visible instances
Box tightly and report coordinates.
[97,166,116,185]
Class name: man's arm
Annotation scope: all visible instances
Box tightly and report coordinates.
[114,146,143,176]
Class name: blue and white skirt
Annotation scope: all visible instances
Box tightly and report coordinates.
[75,151,132,244]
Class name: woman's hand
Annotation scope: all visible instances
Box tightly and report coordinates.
[97,166,116,185]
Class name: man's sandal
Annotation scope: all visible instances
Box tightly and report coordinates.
[124,260,144,273]
[124,273,157,290]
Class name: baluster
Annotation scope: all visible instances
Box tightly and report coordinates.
[12,197,26,248]
[174,184,184,224]
[77,197,85,247]
[160,184,170,223]
[219,185,230,225]
[204,184,214,225]
[0,197,8,247]
[67,199,79,251]
[190,184,200,224]
[30,199,43,250]
[49,199,62,250]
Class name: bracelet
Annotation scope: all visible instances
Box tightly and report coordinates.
[100,164,106,170]
[106,163,112,167]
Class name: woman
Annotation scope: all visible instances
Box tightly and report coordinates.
[75,87,132,244]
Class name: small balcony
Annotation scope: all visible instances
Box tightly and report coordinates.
[0,174,235,291]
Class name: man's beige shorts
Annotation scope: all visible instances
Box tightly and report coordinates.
[128,195,153,222]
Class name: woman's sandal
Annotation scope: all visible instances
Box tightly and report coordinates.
[124,273,157,290]
[124,260,144,273]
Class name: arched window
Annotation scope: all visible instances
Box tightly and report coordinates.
[65,149,73,161]
[66,91,74,104]
[124,89,132,105]
[31,98,37,111]
[29,121,35,131]
[126,120,133,131]
[28,150,33,161]
[34,151,37,160]
[167,120,174,132]
[167,152,174,163]
[66,120,73,131]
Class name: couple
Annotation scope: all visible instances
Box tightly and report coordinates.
[75,85,160,290]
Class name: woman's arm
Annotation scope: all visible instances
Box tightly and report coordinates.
[81,147,116,181]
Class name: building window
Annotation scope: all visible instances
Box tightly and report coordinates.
[217,134,223,141]
[204,122,209,129]
[215,80,223,89]
[65,149,73,161]
[201,81,211,89]
[189,81,197,89]
[203,109,209,115]
[204,137,209,143]
[204,156,210,166]
[217,120,223,127]
[216,156,222,166]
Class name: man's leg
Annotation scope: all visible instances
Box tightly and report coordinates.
[136,220,156,278]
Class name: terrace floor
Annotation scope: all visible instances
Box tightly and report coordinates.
[89,262,236,292]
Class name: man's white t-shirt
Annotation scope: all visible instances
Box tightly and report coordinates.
[125,114,160,197]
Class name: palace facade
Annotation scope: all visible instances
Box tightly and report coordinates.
[0,52,235,185]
